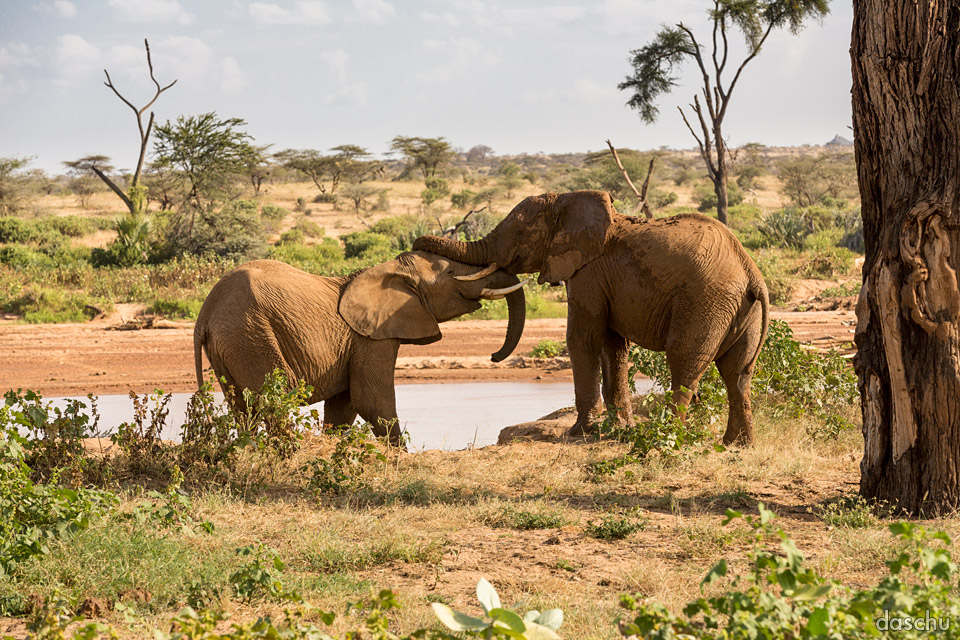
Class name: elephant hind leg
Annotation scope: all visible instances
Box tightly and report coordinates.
[323,390,357,429]
[665,350,714,421]
[714,310,764,446]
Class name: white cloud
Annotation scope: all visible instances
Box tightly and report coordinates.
[419,11,459,26]
[414,37,499,85]
[154,35,213,82]
[320,49,349,83]
[248,1,331,25]
[219,56,247,93]
[322,81,368,107]
[52,1,77,18]
[574,77,614,104]
[107,0,194,25]
[352,0,394,24]
[0,42,36,68]
[54,34,101,77]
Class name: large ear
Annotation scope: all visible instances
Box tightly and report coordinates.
[539,191,614,284]
[339,261,441,344]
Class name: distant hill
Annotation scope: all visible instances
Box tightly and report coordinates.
[825,134,854,147]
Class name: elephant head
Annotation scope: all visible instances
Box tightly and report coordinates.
[338,250,526,362]
[412,190,616,284]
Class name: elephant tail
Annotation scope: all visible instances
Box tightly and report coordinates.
[193,314,207,390]
[748,269,770,368]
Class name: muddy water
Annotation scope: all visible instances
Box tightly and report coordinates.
[44,380,651,451]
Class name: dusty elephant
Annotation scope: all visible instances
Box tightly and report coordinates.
[193,252,525,446]
[414,190,769,445]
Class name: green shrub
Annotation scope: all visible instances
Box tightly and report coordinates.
[0,245,56,268]
[451,188,476,209]
[268,238,345,274]
[421,177,450,206]
[840,207,864,253]
[757,206,813,249]
[302,425,387,496]
[488,504,567,530]
[3,287,104,323]
[229,543,296,603]
[797,247,854,278]
[260,204,289,222]
[39,216,102,238]
[313,193,338,204]
[586,513,646,540]
[341,231,395,263]
[529,339,566,358]
[0,216,39,244]
[292,218,324,238]
[277,227,305,245]
[752,250,794,304]
[619,507,960,640]
[693,180,743,212]
[810,495,879,529]
[369,215,432,251]
[151,297,204,320]
[649,188,678,209]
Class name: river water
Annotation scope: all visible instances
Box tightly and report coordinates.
[39,380,651,451]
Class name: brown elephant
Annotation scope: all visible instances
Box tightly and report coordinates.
[413,190,769,445]
[193,252,525,446]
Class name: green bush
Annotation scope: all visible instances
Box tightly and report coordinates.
[693,180,743,212]
[619,506,960,640]
[39,216,104,238]
[421,177,451,206]
[840,207,864,253]
[451,188,476,209]
[341,231,395,263]
[586,514,646,540]
[151,297,204,320]
[277,227,305,245]
[268,238,345,274]
[529,339,566,358]
[757,206,813,249]
[649,188,678,209]
[260,204,289,222]
[3,287,104,323]
[292,218,324,238]
[0,216,39,244]
[0,245,56,269]
[797,247,854,278]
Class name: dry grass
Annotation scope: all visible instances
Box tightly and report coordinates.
[8,401,958,638]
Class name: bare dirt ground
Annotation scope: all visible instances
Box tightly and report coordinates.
[0,306,855,398]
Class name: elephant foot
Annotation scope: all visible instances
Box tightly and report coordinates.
[567,418,595,438]
[721,426,753,447]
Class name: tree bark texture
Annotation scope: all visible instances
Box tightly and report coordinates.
[852,0,960,514]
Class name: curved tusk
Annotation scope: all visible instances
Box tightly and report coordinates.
[454,263,499,281]
[479,278,529,300]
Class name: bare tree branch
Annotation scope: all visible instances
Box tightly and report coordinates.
[440,207,487,238]
[605,140,656,219]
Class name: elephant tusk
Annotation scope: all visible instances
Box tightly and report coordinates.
[479,278,529,300]
[454,263,499,281]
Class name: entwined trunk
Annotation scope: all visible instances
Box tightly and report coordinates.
[852,0,960,515]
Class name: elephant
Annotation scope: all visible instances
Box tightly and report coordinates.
[413,190,769,445]
[193,252,525,446]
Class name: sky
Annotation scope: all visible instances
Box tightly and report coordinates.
[0,0,854,174]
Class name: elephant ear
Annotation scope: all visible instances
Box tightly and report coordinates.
[339,261,441,345]
[539,191,614,284]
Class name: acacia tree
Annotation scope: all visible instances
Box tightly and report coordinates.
[153,112,255,211]
[390,136,453,178]
[71,39,176,216]
[619,0,829,225]
[852,0,960,515]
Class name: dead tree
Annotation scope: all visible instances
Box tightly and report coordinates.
[605,140,656,218]
[92,38,176,215]
[852,0,960,514]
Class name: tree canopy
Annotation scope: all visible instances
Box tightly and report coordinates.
[390,136,453,178]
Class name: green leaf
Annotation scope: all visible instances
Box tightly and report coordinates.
[430,603,488,632]
[476,577,501,614]
[791,583,832,601]
[489,608,526,632]
[702,559,728,587]
[806,607,829,635]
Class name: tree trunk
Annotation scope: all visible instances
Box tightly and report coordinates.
[714,124,729,226]
[852,0,960,515]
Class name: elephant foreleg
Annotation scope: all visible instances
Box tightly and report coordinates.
[349,339,405,447]
[323,390,358,429]
[567,313,605,437]
[600,330,633,426]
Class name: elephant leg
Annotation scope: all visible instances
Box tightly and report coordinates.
[665,349,714,424]
[600,329,632,426]
[715,310,764,446]
[349,339,405,447]
[567,313,605,437]
[323,390,357,429]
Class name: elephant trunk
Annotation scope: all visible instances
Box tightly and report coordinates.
[491,284,525,363]
[412,234,492,267]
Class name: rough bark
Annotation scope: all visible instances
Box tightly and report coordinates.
[852,0,960,515]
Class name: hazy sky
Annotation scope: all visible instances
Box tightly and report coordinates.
[0,0,853,174]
